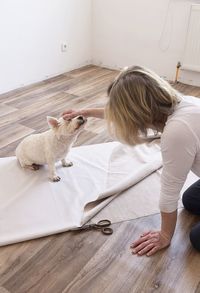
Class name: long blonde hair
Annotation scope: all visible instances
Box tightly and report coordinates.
[105,66,180,145]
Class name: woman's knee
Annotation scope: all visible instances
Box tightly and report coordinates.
[182,188,197,213]
[182,189,191,210]
[182,181,200,215]
[190,222,200,252]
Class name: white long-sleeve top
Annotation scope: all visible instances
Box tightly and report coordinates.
[159,97,200,213]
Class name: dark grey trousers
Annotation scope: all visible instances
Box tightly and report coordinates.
[182,179,200,251]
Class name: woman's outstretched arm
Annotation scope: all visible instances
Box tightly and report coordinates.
[62,108,105,120]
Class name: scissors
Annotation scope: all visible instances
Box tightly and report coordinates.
[77,219,113,235]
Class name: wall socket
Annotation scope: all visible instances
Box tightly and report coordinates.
[61,43,67,52]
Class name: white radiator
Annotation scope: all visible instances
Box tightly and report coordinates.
[182,4,200,72]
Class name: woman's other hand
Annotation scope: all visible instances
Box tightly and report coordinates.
[62,109,86,120]
[130,230,171,256]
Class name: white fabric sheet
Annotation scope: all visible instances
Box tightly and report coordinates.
[0,141,162,246]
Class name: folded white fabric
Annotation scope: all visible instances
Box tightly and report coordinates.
[0,141,162,246]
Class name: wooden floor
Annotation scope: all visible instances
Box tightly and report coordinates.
[0,65,200,293]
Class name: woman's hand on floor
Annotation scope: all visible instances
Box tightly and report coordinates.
[130,230,171,256]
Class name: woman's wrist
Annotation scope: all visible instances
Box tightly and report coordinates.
[80,109,90,118]
[81,108,104,119]
[160,230,173,242]
[160,210,177,240]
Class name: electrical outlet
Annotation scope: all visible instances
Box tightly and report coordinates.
[61,43,67,52]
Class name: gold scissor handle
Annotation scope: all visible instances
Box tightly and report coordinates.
[101,227,113,235]
[95,219,111,227]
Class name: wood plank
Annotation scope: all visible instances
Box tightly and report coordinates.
[66,72,116,96]
[0,105,17,118]
[0,237,52,286]
[0,287,10,293]
[2,230,108,293]
[0,75,73,104]
[0,124,34,149]
[173,82,200,97]
[0,138,26,158]
[0,92,76,128]
[67,65,116,78]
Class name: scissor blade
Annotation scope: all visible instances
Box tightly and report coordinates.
[71,224,94,231]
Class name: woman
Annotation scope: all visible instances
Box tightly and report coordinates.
[62,66,200,256]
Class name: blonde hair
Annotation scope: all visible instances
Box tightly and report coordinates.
[105,66,181,145]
